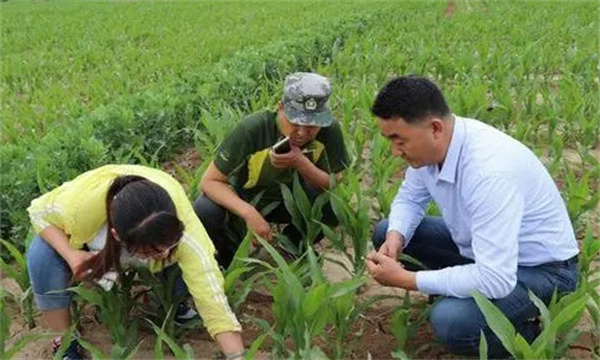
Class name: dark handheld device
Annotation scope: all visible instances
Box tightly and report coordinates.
[272,137,291,154]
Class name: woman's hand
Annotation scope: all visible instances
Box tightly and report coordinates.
[215,331,245,359]
[65,249,94,277]
[39,225,94,278]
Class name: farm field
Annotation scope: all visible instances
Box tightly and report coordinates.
[1,1,599,359]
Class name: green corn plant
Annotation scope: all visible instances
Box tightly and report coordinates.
[67,269,141,358]
[545,135,564,178]
[319,171,370,277]
[136,266,190,339]
[72,319,140,360]
[389,292,432,360]
[225,191,278,309]
[479,329,488,360]
[338,109,368,167]
[369,133,402,218]
[147,308,195,360]
[244,333,268,360]
[0,238,35,329]
[329,291,359,360]
[562,167,599,228]
[0,287,57,359]
[224,232,264,311]
[279,173,330,255]
[250,238,365,359]
[77,338,142,360]
[474,287,588,360]
[329,292,402,360]
[578,227,600,281]
[193,105,243,158]
[170,162,203,203]
[578,227,600,356]
[577,143,600,173]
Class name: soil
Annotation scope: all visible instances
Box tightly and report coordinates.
[3,246,599,360]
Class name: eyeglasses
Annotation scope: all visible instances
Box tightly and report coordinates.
[130,239,181,260]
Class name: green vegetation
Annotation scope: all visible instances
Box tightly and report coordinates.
[1,1,598,359]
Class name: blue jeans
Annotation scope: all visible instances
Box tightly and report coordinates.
[373,217,578,358]
[27,236,188,311]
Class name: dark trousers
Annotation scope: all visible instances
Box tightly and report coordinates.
[194,187,337,268]
[372,217,578,358]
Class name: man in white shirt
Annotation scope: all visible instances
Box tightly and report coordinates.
[365,76,579,357]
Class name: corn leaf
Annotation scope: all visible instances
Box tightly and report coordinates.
[472,291,517,358]
[478,329,488,360]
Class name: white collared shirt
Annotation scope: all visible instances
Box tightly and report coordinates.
[388,116,579,299]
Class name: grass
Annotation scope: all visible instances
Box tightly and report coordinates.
[0,1,386,144]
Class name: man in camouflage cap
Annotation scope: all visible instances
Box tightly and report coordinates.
[282,72,334,127]
[194,72,349,267]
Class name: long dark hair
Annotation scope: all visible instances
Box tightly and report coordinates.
[75,175,184,281]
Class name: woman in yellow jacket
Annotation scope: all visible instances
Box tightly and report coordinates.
[26,164,244,360]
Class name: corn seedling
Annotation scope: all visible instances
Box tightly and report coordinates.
[369,133,402,218]
[578,227,600,356]
[193,105,243,158]
[67,270,141,358]
[224,232,264,311]
[0,288,57,359]
[146,308,195,360]
[330,292,403,360]
[250,238,365,359]
[562,167,599,228]
[320,171,370,277]
[279,173,330,255]
[136,266,189,339]
[0,238,35,329]
[474,287,588,360]
[76,338,142,360]
[225,191,278,309]
[389,293,432,359]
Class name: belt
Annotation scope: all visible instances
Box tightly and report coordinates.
[546,255,578,267]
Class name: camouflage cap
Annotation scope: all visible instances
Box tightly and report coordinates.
[282,72,333,127]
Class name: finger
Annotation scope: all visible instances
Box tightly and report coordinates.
[258,228,272,242]
[388,245,398,259]
[366,250,378,261]
[265,231,273,242]
[365,258,378,274]
[377,254,393,265]
[370,251,382,264]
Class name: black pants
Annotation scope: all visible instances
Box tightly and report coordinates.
[193,186,337,268]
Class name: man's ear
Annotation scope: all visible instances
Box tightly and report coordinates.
[430,118,445,139]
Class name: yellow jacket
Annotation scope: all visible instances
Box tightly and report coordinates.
[28,164,241,337]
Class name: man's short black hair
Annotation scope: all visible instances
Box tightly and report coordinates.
[371,76,451,123]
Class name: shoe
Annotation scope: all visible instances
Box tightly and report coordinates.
[174,301,202,326]
[52,337,84,360]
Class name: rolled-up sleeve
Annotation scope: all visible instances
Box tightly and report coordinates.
[416,175,522,299]
[388,168,432,247]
